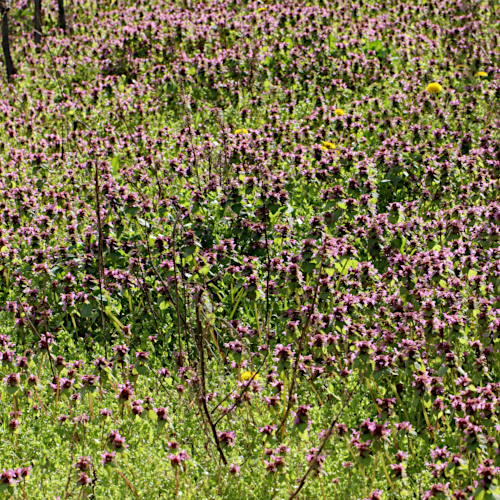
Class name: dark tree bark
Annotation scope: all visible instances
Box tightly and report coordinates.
[1,4,16,82]
[34,0,42,43]
[57,0,65,32]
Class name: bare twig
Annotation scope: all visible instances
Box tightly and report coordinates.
[94,160,107,357]
[172,211,188,364]
[196,290,227,465]
[0,5,16,82]
[263,216,271,327]
[288,383,357,499]
[58,0,66,32]
[278,240,326,435]
[34,0,42,43]
[179,80,202,190]
[213,355,266,427]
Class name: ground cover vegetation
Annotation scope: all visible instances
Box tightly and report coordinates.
[0,0,500,498]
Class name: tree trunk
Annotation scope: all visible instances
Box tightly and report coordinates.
[57,0,65,32]
[1,7,16,82]
[34,0,42,43]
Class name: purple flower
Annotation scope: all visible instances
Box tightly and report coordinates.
[258,425,277,437]
[365,490,383,500]
[305,447,326,471]
[101,452,116,466]
[14,467,31,480]
[131,400,144,416]
[228,464,240,476]
[4,373,20,387]
[112,344,129,361]
[388,463,406,478]
[168,450,190,467]
[477,460,500,487]
[100,408,112,418]
[73,414,90,425]
[218,431,236,448]
[430,446,450,461]
[117,381,134,403]
[107,430,128,452]
[0,469,18,487]
[8,419,19,432]
[76,472,92,486]
[155,407,168,420]
[264,455,286,474]
[74,457,92,472]
[422,483,450,500]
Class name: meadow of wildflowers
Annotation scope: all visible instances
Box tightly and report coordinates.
[0,0,500,498]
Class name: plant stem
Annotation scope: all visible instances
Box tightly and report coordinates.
[370,447,378,491]
[1,7,16,82]
[379,453,396,491]
[34,0,42,43]
[94,160,107,358]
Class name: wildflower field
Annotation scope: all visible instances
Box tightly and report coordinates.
[0,0,500,498]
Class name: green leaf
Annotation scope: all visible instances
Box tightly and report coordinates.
[438,365,449,376]
[126,207,139,216]
[334,258,358,274]
[81,303,94,318]
[473,486,485,499]
[486,491,500,500]
[159,300,170,311]
[111,156,120,175]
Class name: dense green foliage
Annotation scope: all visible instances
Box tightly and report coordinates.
[0,0,500,498]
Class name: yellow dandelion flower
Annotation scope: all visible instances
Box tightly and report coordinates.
[457,64,466,69]
[321,141,336,151]
[241,371,260,381]
[475,71,488,78]
[256,7,267,12]
[426,82,443,94]
[234,128,248,135]
[334,108,345,116]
